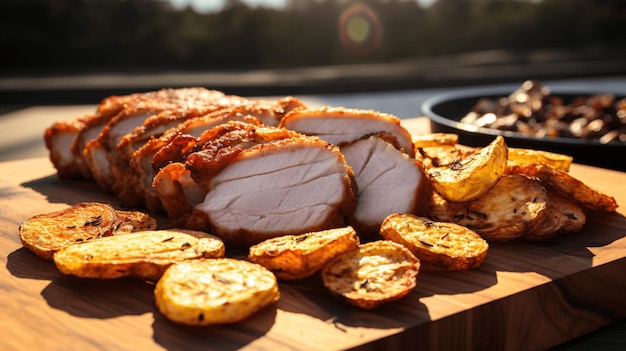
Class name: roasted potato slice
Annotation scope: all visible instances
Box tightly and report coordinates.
[507,147,573,172]
[321,240,420,310]
[380,214,488,271]
[520,200,569,242]
[248,226,360,280]
[507,163,618,212]
[53,229,225,281]
[416,145,470,169]
[429,174,551,241]
[113,209,158,234]
[427,136,508,202]
[154,258,280,326]
[522,191,586,241]
[412,133,459,148]
[550,192,586,234]
[19,202,117,260]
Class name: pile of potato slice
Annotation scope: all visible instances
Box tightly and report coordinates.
[415,134,617,241]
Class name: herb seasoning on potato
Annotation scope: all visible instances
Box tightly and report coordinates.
[427,136,508,202]
[53,229,225,281]
[19,202,118,260]
[249,226,360,280]
[321,240,420,309]
[154,258,280,326]
[380,214,488,271]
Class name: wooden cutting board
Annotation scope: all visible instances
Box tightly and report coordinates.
[1,118,625,351]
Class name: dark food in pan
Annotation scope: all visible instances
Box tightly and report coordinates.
[460,80,626,144]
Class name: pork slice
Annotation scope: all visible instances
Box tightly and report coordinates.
[110,95,295,207]
[279,106,415,157]
[190,137,357,248]
[152,162,205,220]
[152,122,300,219]
[79,88,224,183]
[341,135,432,237]
[45,88,235,181]
[111,107,234,207]
[71,114,111,179]
[85,108,157,192]
[86,89,249,193]
[44,116,87,178]
[67,109,140,181]
[132,113,261,212]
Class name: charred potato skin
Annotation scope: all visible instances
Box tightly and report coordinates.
[427,136,508,203]
[380,214,488,271]
[248,226,360,280]
[52,229,225,281]
[154,258,280,326]
[321,240,420,310]
[19,202,117,260]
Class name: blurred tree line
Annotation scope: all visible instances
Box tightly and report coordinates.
[1,0,625,74]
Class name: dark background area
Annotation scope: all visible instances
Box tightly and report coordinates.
[2,0,626,104]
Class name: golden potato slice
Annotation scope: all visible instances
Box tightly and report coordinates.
[507,147,573,172]
[113,210,158,234]
[412,133,458,148]
[53,229,225,281]
[321,240,420,310]
[508,163,618,212]
[380,214,488,271]
[154,258,280,326]
[248,226,360,280]
[19,202,117,260]
[429,174,551,241]
[427,136,508,202]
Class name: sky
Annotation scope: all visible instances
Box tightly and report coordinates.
[168,0,436,13]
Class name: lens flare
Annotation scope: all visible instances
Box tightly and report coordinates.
[338,2,382,56]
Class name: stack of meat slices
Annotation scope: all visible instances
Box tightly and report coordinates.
[279,107,431,238]
[45,88,431,248]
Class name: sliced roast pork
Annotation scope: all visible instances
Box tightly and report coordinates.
[278,107,429,236]
[130,97,305,211]
[152,122,357,248]
[83,89,249,192]
[110,108,225,207]
[70,113,113,179]
[126,112,261,211]
[44,116,89,178]
[278,106,416,157]
[44,87,230,180]
[341,134,432,237]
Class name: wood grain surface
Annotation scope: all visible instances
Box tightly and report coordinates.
[1,118,625,351]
